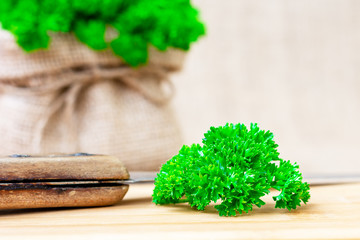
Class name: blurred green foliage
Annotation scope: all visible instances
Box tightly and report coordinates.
[0,0,205,66]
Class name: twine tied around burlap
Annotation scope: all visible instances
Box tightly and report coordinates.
[0,65,175,153]
[0,30,184,170]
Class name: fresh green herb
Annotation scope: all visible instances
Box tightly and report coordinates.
[153,123,310,216]
[0,0,205,66]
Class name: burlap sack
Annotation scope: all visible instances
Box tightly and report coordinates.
[0,30,185,171]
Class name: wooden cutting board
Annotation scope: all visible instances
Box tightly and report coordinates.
[0,182,359,239]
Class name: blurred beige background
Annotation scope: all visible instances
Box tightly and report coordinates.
[172,0,360,176]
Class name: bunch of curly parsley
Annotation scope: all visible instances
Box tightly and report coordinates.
[153,123,310,216]
[0,0,205,66]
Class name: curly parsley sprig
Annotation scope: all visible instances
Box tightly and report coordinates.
[153,123,310,216]
[0,0,205,66]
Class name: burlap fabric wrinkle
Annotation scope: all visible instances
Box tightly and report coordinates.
[0,30,184,171]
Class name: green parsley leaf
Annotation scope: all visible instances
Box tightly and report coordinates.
[153,123,310,216]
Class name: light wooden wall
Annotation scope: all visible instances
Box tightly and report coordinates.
[172,0,360,176]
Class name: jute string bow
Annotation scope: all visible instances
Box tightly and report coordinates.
[0,65,174,152]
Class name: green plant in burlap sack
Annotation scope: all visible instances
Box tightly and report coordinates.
[0,0,205,66]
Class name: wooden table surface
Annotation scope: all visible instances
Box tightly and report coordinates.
[0,182,359,239]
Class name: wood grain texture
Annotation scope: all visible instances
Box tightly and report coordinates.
[0,185,129,210]
[0,155,129,181]
[0,183,359,239]
[0,155,130,210]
